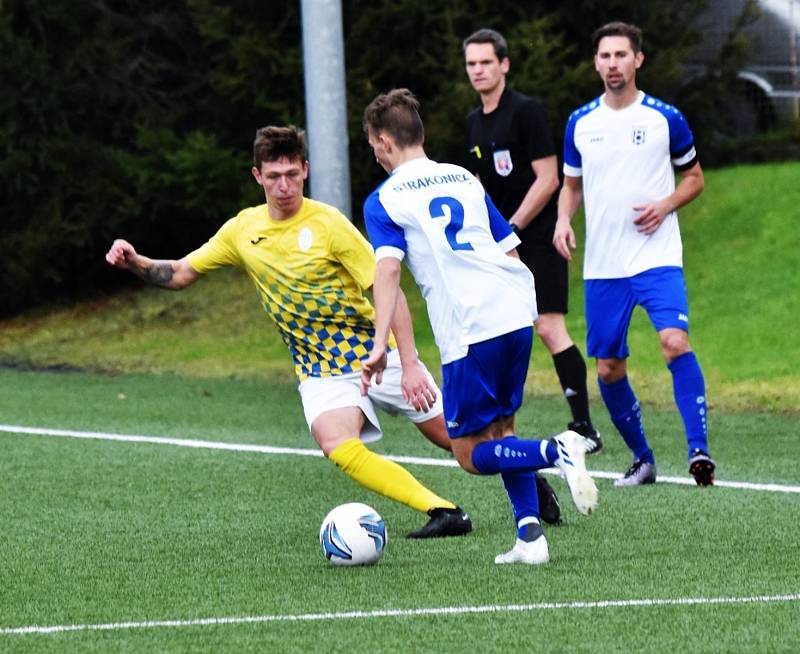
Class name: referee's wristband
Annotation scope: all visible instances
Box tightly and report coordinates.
[510,223,521,235]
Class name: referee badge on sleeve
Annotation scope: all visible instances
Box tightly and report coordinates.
[493,149,513,177]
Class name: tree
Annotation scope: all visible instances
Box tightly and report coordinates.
[1,0,719,315]
[0,0,280,314]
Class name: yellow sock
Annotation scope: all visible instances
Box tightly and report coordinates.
[329,438,456,513]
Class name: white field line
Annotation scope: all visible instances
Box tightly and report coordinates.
[1,424,799,494]
[3,593,799,636]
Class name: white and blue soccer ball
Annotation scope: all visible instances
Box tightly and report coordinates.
[319,502,387,566]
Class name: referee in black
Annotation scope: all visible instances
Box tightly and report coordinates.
[463,28,601,464]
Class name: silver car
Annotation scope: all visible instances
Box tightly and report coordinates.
[688,0,800,132]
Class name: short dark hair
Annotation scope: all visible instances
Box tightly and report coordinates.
[253,125,307,169]
[362,88,425,148]
[592,22,643,53]
[462,28,509,61]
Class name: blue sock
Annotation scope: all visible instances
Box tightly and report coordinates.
[500,471,540,538]
[471,436,559,475]
[598,376,654,463]
[668,351,709,455]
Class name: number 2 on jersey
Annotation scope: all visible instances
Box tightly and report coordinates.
[429,196,474,252]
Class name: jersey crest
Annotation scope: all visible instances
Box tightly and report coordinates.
[297,227,313,251]
[493,149,513,176]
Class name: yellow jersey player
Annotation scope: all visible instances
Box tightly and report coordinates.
[105,125,472,538]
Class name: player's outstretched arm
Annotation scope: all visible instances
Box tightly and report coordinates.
[391,289,437,412]
[554,176,583,261]
[360,257,402,395]
[105,239,200,290]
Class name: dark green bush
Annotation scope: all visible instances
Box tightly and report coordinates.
[7,0,758,316]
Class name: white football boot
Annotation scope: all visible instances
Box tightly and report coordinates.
[495,521,549,565]
[553,430,599,515]
[614,459,657,487]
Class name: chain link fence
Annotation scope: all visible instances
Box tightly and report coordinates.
[688,0,800,133]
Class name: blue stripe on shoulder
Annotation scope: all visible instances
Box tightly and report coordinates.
[566,95,603,124]
[641,94,694,156]
[564,96,603,169]
[362,185,407,253]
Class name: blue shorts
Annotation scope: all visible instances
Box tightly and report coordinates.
[585,266,690,360]
[441,326,533,438]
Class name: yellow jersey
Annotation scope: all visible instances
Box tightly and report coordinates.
[187,198,393,380]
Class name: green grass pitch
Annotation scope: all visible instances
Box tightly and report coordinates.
[1,162,799,651]
[1,368,798,653]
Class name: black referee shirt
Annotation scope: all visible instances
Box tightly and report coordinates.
[465,87,558,240]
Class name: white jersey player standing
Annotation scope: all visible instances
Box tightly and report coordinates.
[554,22,715,487]
[360,88,598,565]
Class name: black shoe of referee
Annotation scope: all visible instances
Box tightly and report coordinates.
[568,421,603,455]
[406,507,473,539]
[535,474,562,525]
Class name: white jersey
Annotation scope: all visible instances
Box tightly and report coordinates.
[563,91,698,279]
[363,157,537,365]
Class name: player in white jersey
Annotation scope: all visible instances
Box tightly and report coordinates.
[360,88,598,565]
[554,22,716,487]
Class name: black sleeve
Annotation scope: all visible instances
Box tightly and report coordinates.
[520,99,556,162]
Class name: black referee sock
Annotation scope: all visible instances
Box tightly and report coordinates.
[552,345,592,426]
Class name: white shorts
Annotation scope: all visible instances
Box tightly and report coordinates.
[298,349,443,443]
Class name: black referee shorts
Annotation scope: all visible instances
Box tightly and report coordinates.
[515,236,569,315]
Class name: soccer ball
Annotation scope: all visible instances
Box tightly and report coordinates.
[319,502,387,566]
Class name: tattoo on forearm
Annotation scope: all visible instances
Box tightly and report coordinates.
[142,262,174,285]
